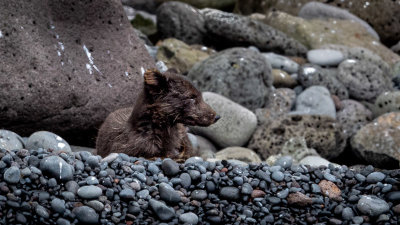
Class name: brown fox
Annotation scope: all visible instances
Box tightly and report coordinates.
[96,69,219,160]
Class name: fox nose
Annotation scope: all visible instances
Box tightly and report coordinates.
[214,115,221,122]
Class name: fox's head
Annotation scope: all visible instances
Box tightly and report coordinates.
[144,69,220,126]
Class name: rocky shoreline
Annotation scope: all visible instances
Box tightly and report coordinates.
[1,148,399,224]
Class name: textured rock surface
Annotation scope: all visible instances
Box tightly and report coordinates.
[156,38,210,74]
[188,48,272,110]
[351,112,400,168]
[337,59,392,102]
[258,11,400,65]
[298,64,348,99]
[249,115,346,160]
[158,0,236,10]
[292,86,336,119]
[202,9,307,55]
[337,100,372,140]
[255,88,296,125]
[373,91,400,117]
[298,2,380,40]
[0,0,155,145]
[190,92,257,148]
[156,1,206,44]
[215,147,262,164]
[235,0,400,47]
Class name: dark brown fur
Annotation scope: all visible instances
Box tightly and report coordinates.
[96,69,218,159]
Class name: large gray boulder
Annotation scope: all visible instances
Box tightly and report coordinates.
[0,0,155,145]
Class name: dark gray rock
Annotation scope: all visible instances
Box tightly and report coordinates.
[149,199,175,221]
[40,156,74,181]
[366,172,385,183]
[161,159,180,176]
[51,198,66,214]
[298,64,348,99]
[4,166,21,184]
[73,206,99,224]
[35,205,50,219]
[0,0,155,146]
[159,183,181,203]
[202,9,307,55]
[191,189,208,201]
[157,1,205,44]
[188,47,272,110]
[220,187,240,200]
[119,188,135,200]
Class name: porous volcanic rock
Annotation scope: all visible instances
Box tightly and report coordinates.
[248,114,346,160]
[0,0,155,145]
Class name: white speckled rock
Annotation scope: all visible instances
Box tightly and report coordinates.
[26,131,71,153]
[373,91,400,117]
[215,147,262,163]
[262,52,299,73]
[291,86,336,119]
[299,155,332,167]
[190,92,257,147]
[307,49,344,66]
[0,130,24,151]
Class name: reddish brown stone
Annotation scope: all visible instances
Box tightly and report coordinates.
[319,180,342,201]
[251,190,266,198]
[287,192,312,207]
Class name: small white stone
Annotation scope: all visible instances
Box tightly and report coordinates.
[307,49,344,66]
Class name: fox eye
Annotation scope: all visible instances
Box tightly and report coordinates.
[189,98,196,104]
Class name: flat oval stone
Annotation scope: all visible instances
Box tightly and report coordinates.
[220,187,240,200]
[77,185,102,199]
[357,195,389,216]
[307,49,344,66]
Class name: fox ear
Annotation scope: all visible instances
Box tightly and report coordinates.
[144,69,168,87]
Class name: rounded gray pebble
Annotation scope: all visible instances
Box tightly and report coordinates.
[179,212,199,224]
[4,166,21,184]
[51,198,66,214]
[342,207,354,220]
[271,171,284,182]
[73,206,99,224]
[77,186,102,199]
[357,195,389,216]
[274,156,293,169]
[220,187,240,200]
[149,199,175,221]
[366,172,385,183]
[161,159,180,176]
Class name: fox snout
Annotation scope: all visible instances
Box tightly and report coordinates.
[214,115,221,123]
